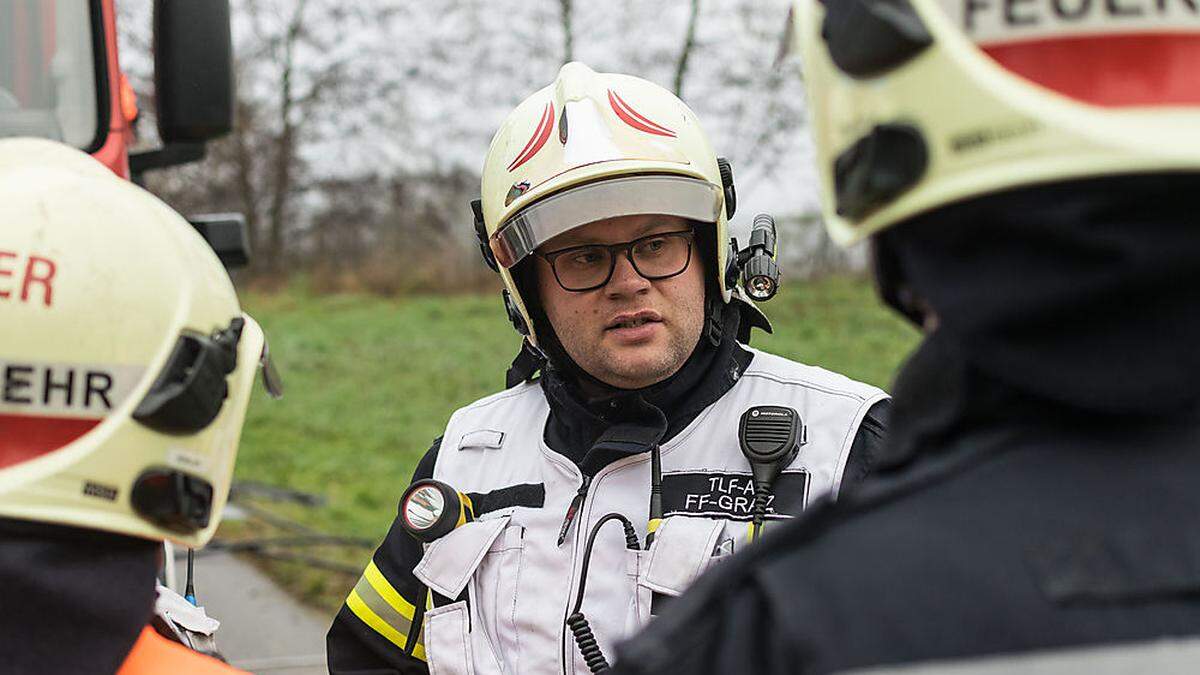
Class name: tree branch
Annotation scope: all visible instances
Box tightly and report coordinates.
[559,0,574,63]
[673,0,702,98]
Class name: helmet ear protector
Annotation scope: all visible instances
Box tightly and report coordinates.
[131,467,215,534]
[471,198,499,273]
[834,123,929,221]
[134,318,244,435]
[717,156,737,219]
[821,0,931,79]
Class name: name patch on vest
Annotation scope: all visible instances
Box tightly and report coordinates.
[661,471,810,521]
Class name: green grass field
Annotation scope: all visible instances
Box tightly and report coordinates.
[230,276,919,608]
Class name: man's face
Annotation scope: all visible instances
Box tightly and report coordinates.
[535,214,707,390]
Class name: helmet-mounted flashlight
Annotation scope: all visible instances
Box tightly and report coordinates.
[399,479,475,543]
[737,214,781,302]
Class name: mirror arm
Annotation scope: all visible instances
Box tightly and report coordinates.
[129,142,206,176]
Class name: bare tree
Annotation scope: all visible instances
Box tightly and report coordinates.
[673,0,701,98]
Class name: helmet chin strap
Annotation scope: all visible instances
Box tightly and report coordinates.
[506,340,548,389]
[704,294,724,348]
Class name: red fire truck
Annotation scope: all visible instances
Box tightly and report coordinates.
[2,0,246,263]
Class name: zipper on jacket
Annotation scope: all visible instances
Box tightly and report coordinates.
[557,475,591,546]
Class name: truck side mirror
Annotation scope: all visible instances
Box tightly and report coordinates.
[189,214,251,270]
[153,0,234,144]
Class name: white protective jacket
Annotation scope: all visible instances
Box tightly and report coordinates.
[414,348,887,675]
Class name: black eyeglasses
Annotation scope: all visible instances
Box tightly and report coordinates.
[537,230,696,292]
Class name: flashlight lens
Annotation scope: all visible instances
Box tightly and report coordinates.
[748,276,775,300]
[404,485,445,531]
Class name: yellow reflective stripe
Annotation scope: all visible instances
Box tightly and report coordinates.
[364,560,416,621]
[647,518,663,534]
[347,589,407,650]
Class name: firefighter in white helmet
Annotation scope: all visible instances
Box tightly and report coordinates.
[328,62,889,675]
[614,2,1200,673]
[0,138,277,674]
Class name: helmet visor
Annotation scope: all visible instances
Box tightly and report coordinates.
[490,174,722,269]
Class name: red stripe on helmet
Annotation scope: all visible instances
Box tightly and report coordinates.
[0,413,101,469]
[982,33,1200,107]
[608,90,677,137]
[507,102,555,172]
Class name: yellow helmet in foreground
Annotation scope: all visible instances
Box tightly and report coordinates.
[474,62,738,346]
[794,0,1200,244]
[0,139,272,548]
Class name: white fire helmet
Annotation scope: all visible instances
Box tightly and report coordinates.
[474,62,738,346]
[792,0,1200,244]
[0,138,277,548]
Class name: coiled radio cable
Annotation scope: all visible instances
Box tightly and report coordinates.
[568,512,639,673]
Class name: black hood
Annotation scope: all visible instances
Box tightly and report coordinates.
[876,173,1200,419]
[0,519,158,674]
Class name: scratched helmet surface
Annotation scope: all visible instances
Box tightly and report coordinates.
[793,0,1200,244]
[0,138,267,548]
[480,62,733,346]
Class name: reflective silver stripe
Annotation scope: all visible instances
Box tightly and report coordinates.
[840,636,1200,675]
[491,174,722,268]
[346,567,416,652]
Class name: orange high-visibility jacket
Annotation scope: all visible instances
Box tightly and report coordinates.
[117,627,247,674]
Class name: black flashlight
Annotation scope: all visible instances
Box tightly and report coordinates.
[399,479,475,543]
[740,214,781,301]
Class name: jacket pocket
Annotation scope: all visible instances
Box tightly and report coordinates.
[624,547,653,633]
[414,517,513,674]
[470,523,525,674]
[642,516,728,599]
[425,601,475,675]
[625,516,729,633]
